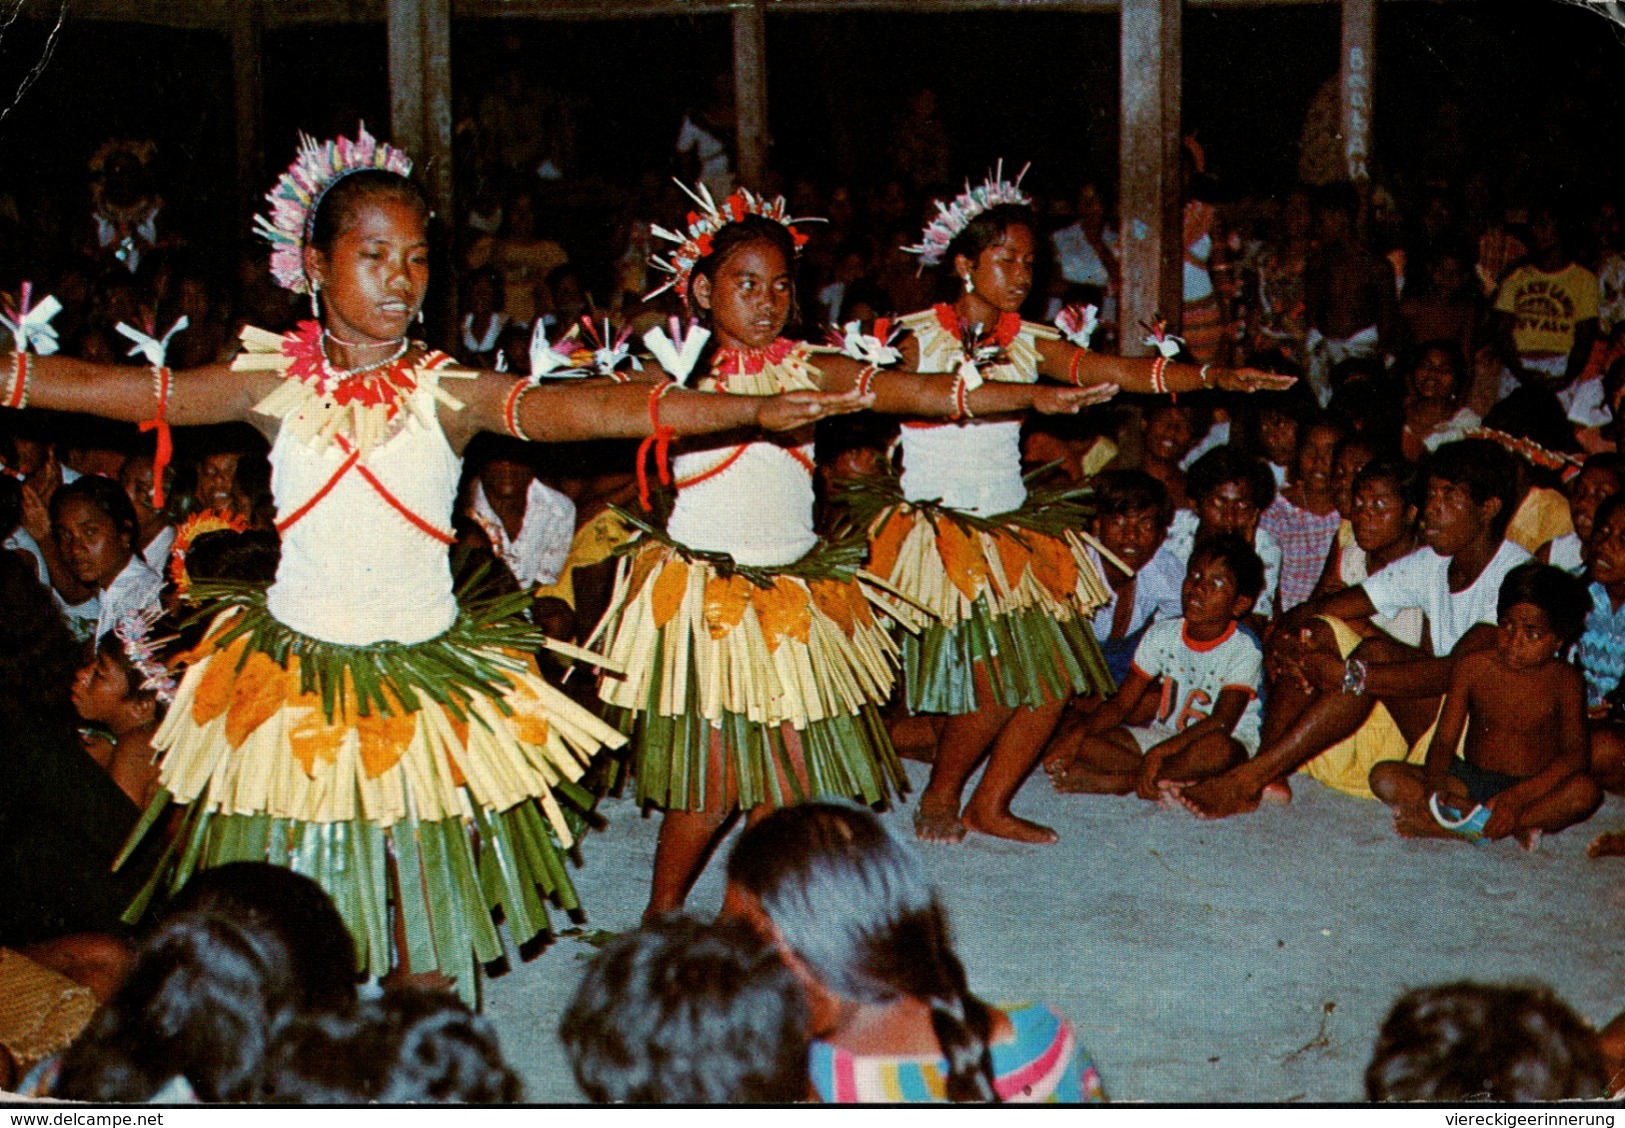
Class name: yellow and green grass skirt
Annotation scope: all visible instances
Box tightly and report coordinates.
[593,518,906,812]
[118,579,625,1006]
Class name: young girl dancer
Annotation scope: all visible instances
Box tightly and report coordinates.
[872,166,1291,843]
[592,188,1112,918]
[0,128,868,999]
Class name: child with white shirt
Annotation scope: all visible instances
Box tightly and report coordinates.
[1050,534,1265,798]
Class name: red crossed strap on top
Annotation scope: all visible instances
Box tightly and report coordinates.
[274,434,454,545]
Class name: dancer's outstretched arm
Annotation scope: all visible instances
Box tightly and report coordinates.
[449,369,874,450]
[3,353,281,428]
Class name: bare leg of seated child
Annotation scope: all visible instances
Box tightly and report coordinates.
[1368,761,1463,840]
[1510,772,1604,850]
[1589,723,1625,795]
[1050,730,1142,794]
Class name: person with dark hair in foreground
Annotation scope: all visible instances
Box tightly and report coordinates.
[51,865,356,1103]
[559,917,808,1104]
[263,986,520,1104]
[726,801,1106,1103]
[1366,982,1606,1102]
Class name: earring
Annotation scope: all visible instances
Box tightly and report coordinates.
[962,275,975,294]
[309,283,321,320]
[417,307,425,325]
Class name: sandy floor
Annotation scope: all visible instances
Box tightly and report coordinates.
[482,761,1625,1103]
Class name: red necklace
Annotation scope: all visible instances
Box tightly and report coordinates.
[932,303,1022,348]
[711,337,795,382]
[281,320,419,412]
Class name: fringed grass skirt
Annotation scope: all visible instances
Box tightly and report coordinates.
[120,580,626,1005]
[848,474,1117,715]
[593,520,905,813]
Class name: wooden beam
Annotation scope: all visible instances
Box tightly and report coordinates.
[229,0,264,219]
[50,0,1417,25]
[732,1,769,186]
[387,0,426,161]
[1117,0,1182,355]
[387,0,455,340]
[1339,0,1374,181]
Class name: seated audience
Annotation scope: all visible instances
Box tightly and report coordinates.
[1370,563,1600,846]
[1048,534,1265,799]
[73,617,170,809]
[726,802,1106,1104]
[1259,413,1345,613]
[1178,440,1529,816]
[1400,342,1481,461]
[51,474,163,641]
[117,449,176,574]
[1164,446,1283,620]
[560,916,808,1104]
[1544,452,1623,574]
[0,552,161,950]
[1082,470,1182,684]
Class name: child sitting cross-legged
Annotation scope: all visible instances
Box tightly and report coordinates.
[1048,533,1265,799]
[1370,562,1603,848]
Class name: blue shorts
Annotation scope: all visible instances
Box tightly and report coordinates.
[1448,757,1523,806]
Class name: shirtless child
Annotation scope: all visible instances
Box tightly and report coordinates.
[1370,563,1601,848]
[1049,534,1264,799]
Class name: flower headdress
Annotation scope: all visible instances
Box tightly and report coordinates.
[254,125,414,294]
[902,160,1032,268]
[646,181,817,302]
[112,606,178,706]
[168,508,252,599]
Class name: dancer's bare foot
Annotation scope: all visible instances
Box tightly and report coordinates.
[1172,775,1262,819]
[1515,828,1542,852]
[1261,779,1293,805]
[914,795,967,843]
[1393,808,1455,839]
[1589,830,1625,858]
[962,805,1059,844]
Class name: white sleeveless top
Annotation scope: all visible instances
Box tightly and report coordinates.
[265,398,461,646]
[667,442,818,567]
[894,307,1056,518]
[664,340,823,568]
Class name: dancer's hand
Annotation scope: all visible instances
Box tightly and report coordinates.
[754,387,875,431]
[1032,383,1118,414]
[1213,366,1296,393]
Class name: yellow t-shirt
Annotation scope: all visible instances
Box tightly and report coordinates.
[1494,263,1600,359]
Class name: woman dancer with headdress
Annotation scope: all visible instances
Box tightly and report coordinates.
[0,127,870,999]
[871,165,1292,844]
[590,185,1116,918]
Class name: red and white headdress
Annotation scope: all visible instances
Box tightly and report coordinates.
[646,181,816,301]
[902,160,1032,268]
[113,606,178,706]
[254,125,414,294]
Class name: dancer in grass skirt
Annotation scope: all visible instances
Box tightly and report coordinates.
[0,128,868,1002]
